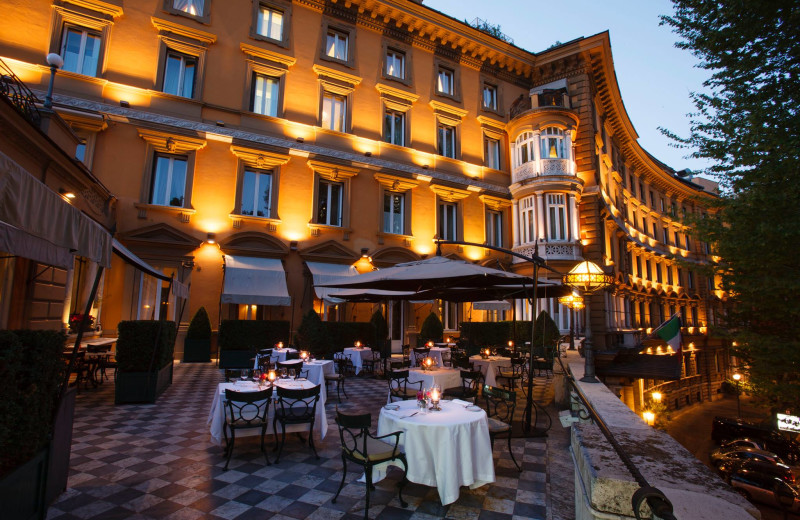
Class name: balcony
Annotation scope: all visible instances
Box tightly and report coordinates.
[511,158,572,184]
[512,241,581,263]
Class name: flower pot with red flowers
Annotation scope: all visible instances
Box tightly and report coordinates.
[68,313,95,334]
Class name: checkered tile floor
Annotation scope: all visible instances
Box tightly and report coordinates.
[47,363,572,520]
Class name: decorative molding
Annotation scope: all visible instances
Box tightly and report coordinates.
[58,0,123,18]
[375,83,419,103]
[137,128,207,153]
[429,100,468,121]
[477,115,507,132]
[429,184,471,202]
[312,64,363,86]
[373,172,418,192]
[307,159,359,181]
[151,17,217,46]
[479,194,512,210]
[220,231,288,258]
[240,43,296,68]
[229,145,290,168]
[298,239,359,263]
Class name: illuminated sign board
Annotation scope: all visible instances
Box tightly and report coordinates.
[776,413,800,433]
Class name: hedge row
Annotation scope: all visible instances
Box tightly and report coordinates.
[218,320,290,351]
[116,320,177,372]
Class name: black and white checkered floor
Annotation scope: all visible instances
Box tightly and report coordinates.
[47,363,571,520]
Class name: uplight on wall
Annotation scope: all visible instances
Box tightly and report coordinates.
[206,232,216,244]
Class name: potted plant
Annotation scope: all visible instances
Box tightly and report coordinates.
[0,329,70,518]
[68,313,95,334]
[419,312,443,347]
[183,306,211,362]
[217,320,289,368]
[115,320,177,404]
[296,310,327,358]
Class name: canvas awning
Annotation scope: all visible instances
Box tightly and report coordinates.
[0,150,112,267]
[112,238,189,297]
[473,300,511,311]
[307,261,358,304]
[221,256,291,306]
[0,220,73,268]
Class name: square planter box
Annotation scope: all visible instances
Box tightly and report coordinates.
[183,338,211,363]
[115,363,173,404]
[218,350,255,369]
[0,445,49,520]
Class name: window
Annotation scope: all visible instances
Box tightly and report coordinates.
[483,83,497,110]
[636,257,643,278]
[639,182,645,200]
[540,127,565,159]
[385,49,405,79]
[520,196,536,244]
[546,194,566,240]
[629,175,636,197]
[383,192,405,235]
[163,51,196,98]
[484,136,500,169]
[645,259,652,281]
[660,198,666,213]
[322,92,347,132]
[256,5,284,40]
[316,179,343,226]
[437,67,454,95]
[384,109,405,146]
[667,265,673,285]
[325,29,348,61]
[75,140,87,162]
[486,210,503,247]
[513,131,535,168]
[687,270,694,290]
[685,234,691,250]
[438,202,457,240]
[240,169,272,217]
[674,230,681,247]
[649,191,655,208]
[652,222,658,238]
[437,123,456,158]
[441,301,458,331]
[251,73,279,116]
[677,268,683,287]
[61,27,101,76]
[173,0,204,15]
[663,226,669,244]
[656,262,663,283]
[150,155,188,207]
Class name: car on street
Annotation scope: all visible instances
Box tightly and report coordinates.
[717,459,795,485]
[725,463,800,513]
[710,446,786,467]
[720,438,764,451]
[712,416,800,463]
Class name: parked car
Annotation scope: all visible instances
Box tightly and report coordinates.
[710,446,785,467]
[717,459,795,486]
[712,416,800,463]
[721,438,764,451]
[726,464,800,513]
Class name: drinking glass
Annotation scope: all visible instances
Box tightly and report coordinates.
[253,369,261,381]
[240,369,248,381]
[280,367,287,379]
[288,368,296,379]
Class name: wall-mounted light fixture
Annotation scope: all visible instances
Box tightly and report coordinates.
[119,100,130,108]
[289,240,298,251]
[361,248,369,258]
[422,164,429,169]
[59,188,76,199]
[216,120,225,127]
[206,232,216,244]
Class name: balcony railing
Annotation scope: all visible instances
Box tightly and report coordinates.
[0,58,41,127]
[512,242,581,263]
[511,158,572,183]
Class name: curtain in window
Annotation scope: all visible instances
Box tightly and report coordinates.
[173,0,204,15]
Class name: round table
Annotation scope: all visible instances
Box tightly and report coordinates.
[375,399,495,505]
[388,367,462,404]
[410,347,450,367]
[342,347,374,374]
[468,355,512,388]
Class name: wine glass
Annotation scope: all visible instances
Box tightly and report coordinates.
[288,368,296,379]
[280,367,287,379]
[253,369,261,381]
[240,369,248,381]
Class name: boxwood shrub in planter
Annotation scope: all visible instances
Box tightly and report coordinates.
[183,307,211,362]
[217,320,289,368]
[0,329,67,519]
[115,320,177,404]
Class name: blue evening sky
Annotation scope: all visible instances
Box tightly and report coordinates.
[425,0,712,174]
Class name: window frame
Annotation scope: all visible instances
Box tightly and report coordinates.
[149,154,189,208]
[308,161,359,235]
[163,0,210,24]
[375,173,417,240]
[249,72,281,117]
[433,58,461,102]
[485,209,504,248]
[321,91,348,133]
[546,193,567,241]
[315,178,344,227]
[438,200,459,241]
[384,47,406,81]
[238,168,274,219]
[152,20,215,101]
[60,26,102,77]
[48,6,115,79]
[540,127,566,159]
[319,20,356,68]
[161,49,198,99]
[479,77,503,117]
[382,191,406,235]
[437,121,457,159]
[383,107,406,147]
[483,134,501,170]
[440,300,459,332]
[229,146,288,224]
[249,1,292,48]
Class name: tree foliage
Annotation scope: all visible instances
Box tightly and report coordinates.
[661,1,800,413]
[419,312,443,346]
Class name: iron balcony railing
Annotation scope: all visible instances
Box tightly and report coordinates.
[0,57,41,127]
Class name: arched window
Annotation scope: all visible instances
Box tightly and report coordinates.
[513,131,535,168]
[540,127,565,159]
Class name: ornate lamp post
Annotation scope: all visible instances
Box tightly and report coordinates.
[43,53,63,110]
[732,372,742,418]
[558,293,584,350]
[563,260,613,383]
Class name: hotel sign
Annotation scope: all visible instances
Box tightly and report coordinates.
[776,413,800,433]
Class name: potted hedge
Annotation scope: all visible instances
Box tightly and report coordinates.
[217,320,289,368]
[418,312,443,346]
[115,320,177,404]
[0,329,70,519]
[183,306,211,362]
[296,310,327,358]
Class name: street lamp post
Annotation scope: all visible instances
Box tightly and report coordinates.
[732,372,742,418]
[44,53,63,110]
[563,260,613,383]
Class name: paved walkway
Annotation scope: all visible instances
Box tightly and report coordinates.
[47,363,574,520]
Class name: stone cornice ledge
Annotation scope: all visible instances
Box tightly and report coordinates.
[564,351,759,520]
[47,91,510,197]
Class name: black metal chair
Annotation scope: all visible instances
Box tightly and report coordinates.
[276,360,305,379]
[388,370,423,402]
[362,347,382,377]
[412,347,430,366]
[443,369,482,403]
[332,409,408,519]
[483,384,521,471]
[451,352,473,370]
[273,384,321,463]
[440,349,452,367]
[496,357,526,392]
[223,387,273,470]
[285,350,300,361]
[325,352,351,402]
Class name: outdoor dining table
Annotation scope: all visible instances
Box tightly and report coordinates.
[274,358,334,401]
[207,378,327,445]
[342,347,373,374]
[374,399,495,505]
[387,367,462,404]
[469,355,512,387]
[270,348,297,363]
[410,346,450,367]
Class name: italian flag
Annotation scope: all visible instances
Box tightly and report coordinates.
[654,313,682,355]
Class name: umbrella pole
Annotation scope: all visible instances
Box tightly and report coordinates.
[523,264,546,437]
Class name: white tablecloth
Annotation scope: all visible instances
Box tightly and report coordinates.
[388,368,462,404]
[375,399,494,505]
[275,359,334,402]
[342,348,373,374]
[207,379,327,445]
[469,356,512,387]
[252,348,298,368]
[410,347,450,367]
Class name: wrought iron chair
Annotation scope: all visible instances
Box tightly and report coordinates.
[325,352,351,402]
[483,384,521,471]
[412,347,430,366]
[440,348,452,367]
[223,387,273,470]
[443,369,482,403]
[332,409,408,519]
[496,357,526,392]
[388,369,423,402]
[276,360,306,379]
[273,384,321,463]
[451,352,473,370]
[361,347,381,377]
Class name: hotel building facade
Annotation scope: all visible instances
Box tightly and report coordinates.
[0,0,728,411]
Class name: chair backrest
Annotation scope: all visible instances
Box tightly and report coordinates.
[388,370,411,396]
[86,344,110,353]
[285,351,300,361]
[412,347,430,364]
[461,370,482,391]
[333,352,353,375]
[258,348,273,357]
[452,353,472,370]
[275,384,320,421]
[277,360,303,375]
[401,344,410,360]
[483,384,516,423]
[224,388,272,426]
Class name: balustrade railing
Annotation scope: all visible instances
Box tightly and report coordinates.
[512,159,572,183]
[0,58,41,126]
